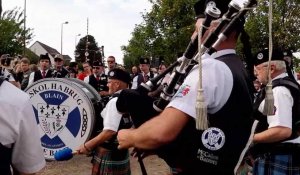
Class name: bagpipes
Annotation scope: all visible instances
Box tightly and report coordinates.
[116,0,258,128]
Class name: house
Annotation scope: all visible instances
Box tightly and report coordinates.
[29,41,72,65]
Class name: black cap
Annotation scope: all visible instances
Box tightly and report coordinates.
[92,61,103,67]
[194,0,231,18]
[108,68,131,84]
[139,57,150,64]
[39,53,50,62]
[254,48,284,66]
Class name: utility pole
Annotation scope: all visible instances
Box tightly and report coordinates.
[85,18,89,62]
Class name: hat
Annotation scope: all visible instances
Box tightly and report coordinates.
[0,54,13,68]
[108,68,131,84]
[254,49,284,66]
[54,54,64,61]
[194,0,231,18]
[69,61,78,68]
[92,61,103,67]
[139,57,150,64]
[39,53,50,62]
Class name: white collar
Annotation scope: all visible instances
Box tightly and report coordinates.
[273,73,288,80]
[209,49,236,59]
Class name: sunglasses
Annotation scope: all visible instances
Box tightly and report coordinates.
[93,67,100,70]
[107,61,114,63]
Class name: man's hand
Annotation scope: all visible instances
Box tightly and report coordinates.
[117,129,135,149]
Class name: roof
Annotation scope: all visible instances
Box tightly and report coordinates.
[35,41,60,58]
[29,41,72,61]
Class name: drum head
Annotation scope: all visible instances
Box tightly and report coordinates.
[25,78,97,160]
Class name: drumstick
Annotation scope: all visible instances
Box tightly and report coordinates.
[54,147,78,161]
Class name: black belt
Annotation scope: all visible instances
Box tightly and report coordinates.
[252,143,300,157]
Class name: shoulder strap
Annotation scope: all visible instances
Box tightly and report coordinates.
[272,77,300,92]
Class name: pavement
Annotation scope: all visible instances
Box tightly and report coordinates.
[37,154,170,175]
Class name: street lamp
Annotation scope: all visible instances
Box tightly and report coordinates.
[75,33,81,48]
[23,0,27,56]
[60,21,68,54]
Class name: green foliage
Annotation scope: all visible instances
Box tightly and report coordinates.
[123,0,300,70]
[0,7,33,57]
[122,0,197,69]
[245,0,300,54]
[74,35,102,64]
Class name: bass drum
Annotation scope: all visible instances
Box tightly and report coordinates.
[25,78,103,160]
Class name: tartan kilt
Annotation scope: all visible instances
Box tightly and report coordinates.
[253,154,300,175]
[91,147,131,175]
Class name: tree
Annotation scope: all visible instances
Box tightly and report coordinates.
[122,0,197,69]
[0,7,33,57]
[245,0,300,54]
[74,35,102,64]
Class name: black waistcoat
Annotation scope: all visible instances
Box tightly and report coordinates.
[156,54,255,175]
[251,77,300,155]
[33,70,53,82]
[88,74,108,92]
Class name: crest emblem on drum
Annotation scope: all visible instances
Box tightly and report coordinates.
[38,103,69,139]
[201,127,225,151]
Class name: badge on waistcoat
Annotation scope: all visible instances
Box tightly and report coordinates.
[201,127,225,151]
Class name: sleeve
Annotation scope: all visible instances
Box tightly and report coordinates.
[84,76,89,83]
[167,59,233,119]
[131,76,138,89]
[262,86,293,128]
[101,97,123,132]
[11,97,46,173]
[27,72,35,87]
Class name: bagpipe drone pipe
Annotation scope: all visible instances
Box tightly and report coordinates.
[116,0,257,128]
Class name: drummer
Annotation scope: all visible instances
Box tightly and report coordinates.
[77,68,132,175]
[84,61,109,97]
[27,53,52,87]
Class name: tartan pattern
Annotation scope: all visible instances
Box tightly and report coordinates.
[253,154,300,175]
[91,148,130,175]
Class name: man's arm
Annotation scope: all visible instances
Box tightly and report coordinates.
[77,130,116,154]
[253,126,292,143]
[118,107,190,150]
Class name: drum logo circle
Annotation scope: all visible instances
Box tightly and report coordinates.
[201,127,225,151]
[25,79,94,160]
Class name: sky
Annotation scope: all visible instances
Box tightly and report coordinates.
[3,0,152,64]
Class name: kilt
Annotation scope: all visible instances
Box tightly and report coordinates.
[253,154,300,175]
[91,147,131,175]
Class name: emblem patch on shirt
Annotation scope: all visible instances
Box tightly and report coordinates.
[174,84,191,97]
[25,78,96,160]
[201,127,225,151]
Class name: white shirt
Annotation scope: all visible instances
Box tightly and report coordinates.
[101,95,123,132]
[0,81,45,173]
[258,73,300,143]
[131,75,139,89]
[168,49,235,118]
